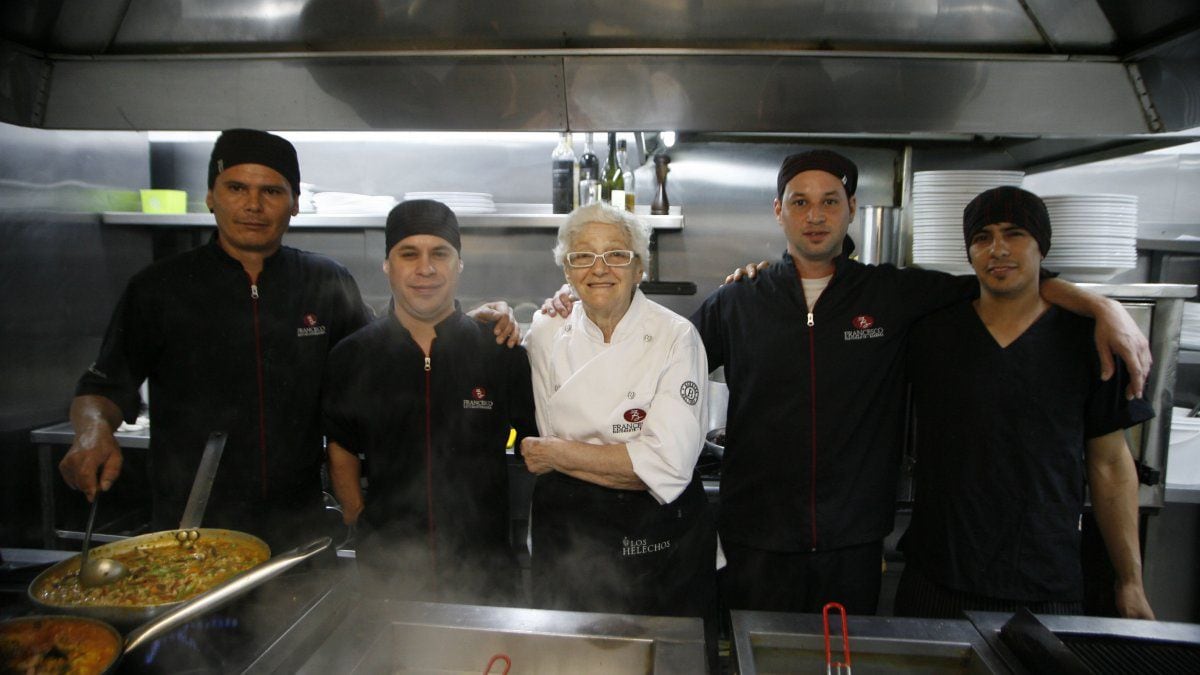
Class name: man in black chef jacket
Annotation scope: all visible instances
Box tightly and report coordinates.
[686,151,1153,615]
[321,200,537,605]
[895,186,1155,620]
[60,129,518,553]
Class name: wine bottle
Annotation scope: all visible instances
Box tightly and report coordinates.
[601,132,621,205]
[579,133,600,183]
[651,154,670,215]
[577,132,600,206]
[617,139,635,212]
[551,132,576,214]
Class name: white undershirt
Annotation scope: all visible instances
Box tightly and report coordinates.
[800,274,832,312]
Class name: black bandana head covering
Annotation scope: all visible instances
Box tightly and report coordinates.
[208,129,301,197]
[963,186,1052,259]
[385,199,462,257]
[776,150,858,199]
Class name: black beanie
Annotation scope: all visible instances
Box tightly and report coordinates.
[385,200,462,257]
[208,129,301,197]
[776,150,858,199]
[963,186,1052,259]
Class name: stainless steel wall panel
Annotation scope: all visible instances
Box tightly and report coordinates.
[43,56,567,131]
[563,54,1151,135]
[1134,29,1200,133]
[0,43,49,128]
[0,122,151,430]
[105,0,1051,53]
[1021,0,1117,51]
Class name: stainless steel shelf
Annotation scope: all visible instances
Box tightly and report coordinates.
[1139,237,1200,255]
[102,204,684,231]
[1077,283,1197,299]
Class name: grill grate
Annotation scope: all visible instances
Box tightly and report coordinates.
[1062,635,1200,675]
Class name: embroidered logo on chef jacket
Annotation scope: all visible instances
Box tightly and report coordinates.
[680,381,700,405]
[613,408,646,434]
[296,312,328,337]
[463,386,494,410]
[621,535,671,557]
[843,314,885,341]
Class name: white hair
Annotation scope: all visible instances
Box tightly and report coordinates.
[552,202,651,268]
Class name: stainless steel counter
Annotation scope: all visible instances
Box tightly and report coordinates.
[272,594,708,674]
[731,609,1012,674]
[30,420,151,549]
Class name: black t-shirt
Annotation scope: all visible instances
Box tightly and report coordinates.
[902,301,1154,601]
[321,309,537,599]
[76,238,370,550]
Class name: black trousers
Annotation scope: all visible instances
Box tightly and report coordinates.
[720,539,883,615]
[894,560,1082,619]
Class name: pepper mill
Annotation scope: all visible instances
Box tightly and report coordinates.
[651,154,671,215]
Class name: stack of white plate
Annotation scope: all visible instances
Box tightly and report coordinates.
[1181,302,1200,351]
[911,170,1025,274]
[312,191,398,214]
[1041,194,1138,282]
[404,191,497,214]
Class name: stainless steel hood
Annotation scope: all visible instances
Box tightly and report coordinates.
[2,0,1198,168]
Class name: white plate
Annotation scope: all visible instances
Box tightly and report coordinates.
[405,191,494,199]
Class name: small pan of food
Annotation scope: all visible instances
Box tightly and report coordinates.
[3,536,329,675]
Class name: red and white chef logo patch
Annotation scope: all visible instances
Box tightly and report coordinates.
[463,385,493,410]
[844,314,885,341]
[297,312,327,337]
[614,408,646,434]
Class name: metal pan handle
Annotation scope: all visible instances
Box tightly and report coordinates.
[179,431,227,530]
[122,536,331,654]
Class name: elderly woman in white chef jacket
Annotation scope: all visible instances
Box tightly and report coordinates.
[521,203,717,620]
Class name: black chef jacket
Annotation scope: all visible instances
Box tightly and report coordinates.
[321,308,537,603]
[76,236,371,551]
[902,302,1154,601]
[691,249,973,552]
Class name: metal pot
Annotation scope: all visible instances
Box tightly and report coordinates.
[27,527,270,626]
[5,537,329,674]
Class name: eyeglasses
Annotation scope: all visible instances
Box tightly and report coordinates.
[565,250,637,268]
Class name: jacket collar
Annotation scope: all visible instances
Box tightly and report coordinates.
[384,299,467,342]
[205,232,287,271]
[573,288,647,343]
[779,233,859,278]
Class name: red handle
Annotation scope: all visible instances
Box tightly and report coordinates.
[823,601,852,672]
[484,653,511,675]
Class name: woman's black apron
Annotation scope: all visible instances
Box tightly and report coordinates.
[530,470,716,617]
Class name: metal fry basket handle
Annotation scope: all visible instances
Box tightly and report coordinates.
[823,601,852,675]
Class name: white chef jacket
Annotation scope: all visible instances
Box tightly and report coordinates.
[524,290,709,505]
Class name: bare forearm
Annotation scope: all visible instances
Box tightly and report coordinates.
[547,439,647,490]
[327,442,364,524]
[1040,278,1110,318]
[1089,456,1143,587]
[70,395,124,438]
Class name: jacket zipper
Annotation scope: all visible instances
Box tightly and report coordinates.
[250,280,268,501]
[424,353,438,591]
[807,309,818,551]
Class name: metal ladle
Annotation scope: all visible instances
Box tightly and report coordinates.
[78,491,128,588]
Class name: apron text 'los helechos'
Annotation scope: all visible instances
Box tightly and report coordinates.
[622,536,671,557]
